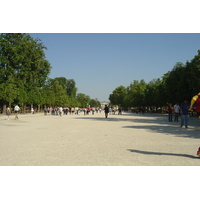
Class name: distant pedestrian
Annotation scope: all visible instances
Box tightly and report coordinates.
[83,108,86,115]
[59,107,63,117]
[92,109,95,115]
[104,105,109,118]
[118,107,122,115]
[14,105,20,119]
[44,107,47,115]
[167,104,173,122]
[109,107,112,115]
[66,107,69,115]
[174,103,180,122]
[6,106,11,120]
[31,107,34,114]
[75,107,79,115]
[180,100,190,128]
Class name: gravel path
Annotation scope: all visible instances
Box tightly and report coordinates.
[0,111,200,166]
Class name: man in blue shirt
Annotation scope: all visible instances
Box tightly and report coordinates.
[180,100,190,128]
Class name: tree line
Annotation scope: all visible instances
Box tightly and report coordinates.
[109,50,200,110]
[0,33,100,113]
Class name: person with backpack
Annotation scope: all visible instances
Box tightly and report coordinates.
[189,92,200,118]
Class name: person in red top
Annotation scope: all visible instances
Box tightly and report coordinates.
[167,104,173,122]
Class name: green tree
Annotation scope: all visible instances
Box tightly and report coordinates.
[66,79,77,98]
[126,80,147,107]
[44,78,68,107]
[89,99,101,107]
[0,33,51,111]
[109,85,127,107]
[144,78,166,108]
[0,75,17,113]
[185,50,200,98]
[16,80,28,112]
[76,93,90,108]
[162,62,185,104]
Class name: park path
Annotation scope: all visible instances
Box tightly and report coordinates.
[0,111,200,166]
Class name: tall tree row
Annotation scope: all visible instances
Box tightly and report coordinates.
[0,33,51,112]
[109,50,200,109]
[0,33,101,113]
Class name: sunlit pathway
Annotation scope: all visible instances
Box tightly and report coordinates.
[0,111,200,166]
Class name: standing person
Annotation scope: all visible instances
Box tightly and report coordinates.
[66,107,69,115]
[31,107,34,114]
[109,107,112,115]
[6,106,11,120]
[59,107,63,117]
[174,103,180,122]
[167,104,173,122]
[180,100,190,128]
[118,107,122,115]
[104,105,109,118]
[75,107,79,115]
[83,108,86,115]
[14,104,20,119]
[44,107,47,115]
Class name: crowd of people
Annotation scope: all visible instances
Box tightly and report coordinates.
[41,106,122,118]
[42,107,103,116]
[167,101,190,128]
[3,93,200,158]
[166,92,200,128]
[3,92,200,128]
[3,105,124,120]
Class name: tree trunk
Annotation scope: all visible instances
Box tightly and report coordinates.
[38,105,40,113]
[2,103,7,114]
[23,104,26,113]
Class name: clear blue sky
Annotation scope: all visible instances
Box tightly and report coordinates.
[30,33,200,102]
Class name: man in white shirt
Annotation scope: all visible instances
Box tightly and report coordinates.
[174,103,180,122]
[59,107,63,117]
[14,105,20,119]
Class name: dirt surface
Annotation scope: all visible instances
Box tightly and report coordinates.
[0,111,200,166]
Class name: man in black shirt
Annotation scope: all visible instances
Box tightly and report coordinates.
[104,105,109,118]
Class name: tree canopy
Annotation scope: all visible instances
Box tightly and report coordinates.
[1,33,200,113]
[109,50,200,109]
[0,33,51,112]
[0,34,98,113]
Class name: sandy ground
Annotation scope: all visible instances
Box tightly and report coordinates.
[0,111,200,166]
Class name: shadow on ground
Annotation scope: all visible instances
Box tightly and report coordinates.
[127,149,200,159]
[75,113,200,139]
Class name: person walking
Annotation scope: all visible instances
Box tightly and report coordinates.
[118,107,122,115]
[104,105,109,118]
[174,103,180,122]
[59,107,63,117]
[180,100,190,128]
[167,104,173,122]
[14,105,20,119]
[31,107,34,114]
[6,106,11,120]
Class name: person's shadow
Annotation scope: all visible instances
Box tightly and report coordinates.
[127,149,200,159]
